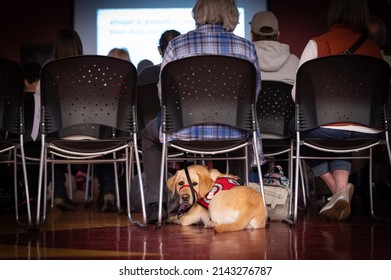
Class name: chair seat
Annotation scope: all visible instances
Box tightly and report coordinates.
[0,141,15,151]
[168,139,249,153]
[48,139,129,154]
[262,138,291,155]
[302,138,381,151]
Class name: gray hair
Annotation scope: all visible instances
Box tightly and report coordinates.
[192,0,239,32]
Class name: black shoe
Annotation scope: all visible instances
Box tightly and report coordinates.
[147,202,167,224]
[54,196,75,212]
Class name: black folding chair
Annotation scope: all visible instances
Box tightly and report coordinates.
[157,55,266,227]
[292,54,391,224]
[0,58,32,229]
[36,55,147,228]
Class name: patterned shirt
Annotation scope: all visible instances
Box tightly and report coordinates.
[158,24,265,165]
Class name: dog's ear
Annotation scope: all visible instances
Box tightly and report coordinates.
[197,168,214,197]
[166,171,178,193]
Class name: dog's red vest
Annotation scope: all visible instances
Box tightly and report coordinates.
[197,177,240,209]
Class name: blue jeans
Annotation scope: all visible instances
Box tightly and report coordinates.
[293,124,380,177]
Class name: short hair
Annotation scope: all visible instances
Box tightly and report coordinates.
[159,30,181,55]
[107,48,131,61]
[192,0,239,32]
[327,0,370,34]
[369,16,387,49]
[53,28,83,60]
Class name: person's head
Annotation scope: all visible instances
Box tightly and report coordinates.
[158,29,181,57]
[250,11,279,42]
[52,27,83,60]
[107,47,131,61]
[22,62,42,92]
[368,16,387,49]
[137,59,154,73]
[327,0,370,34]
[192,0,239,32]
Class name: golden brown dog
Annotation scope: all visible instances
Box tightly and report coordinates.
[166,165,266,233]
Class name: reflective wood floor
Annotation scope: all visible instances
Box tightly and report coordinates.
[1,193,391,260]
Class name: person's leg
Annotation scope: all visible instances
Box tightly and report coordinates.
[97,163,116,212]
[53,164,74,211]
[141,118,167,223]
[319,172,337,195]
[318,161,351,220]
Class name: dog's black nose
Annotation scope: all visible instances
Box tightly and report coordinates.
[182,194,190,202]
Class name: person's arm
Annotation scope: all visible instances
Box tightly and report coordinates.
[291,40,318,101]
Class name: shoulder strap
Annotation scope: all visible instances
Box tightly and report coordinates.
[344,34,367,55]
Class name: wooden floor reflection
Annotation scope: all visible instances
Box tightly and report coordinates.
[1,201,391,260]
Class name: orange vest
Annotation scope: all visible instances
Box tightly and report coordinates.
[313,24,383,59]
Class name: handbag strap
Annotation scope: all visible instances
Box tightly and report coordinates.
[344,34,367,55]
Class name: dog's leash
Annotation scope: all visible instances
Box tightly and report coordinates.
[177,164,197,218]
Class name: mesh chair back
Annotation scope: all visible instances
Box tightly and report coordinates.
[296,55,391,131]
[137,83,160,131]
[0,58,23,134]
[257,81,294,137]
[160,55,257,133]
[40,55,138,137]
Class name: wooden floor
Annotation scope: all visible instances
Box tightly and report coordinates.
[1,190,391,261]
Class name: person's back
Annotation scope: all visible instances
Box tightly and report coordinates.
[293,0,383,101]
[250,11,299,85]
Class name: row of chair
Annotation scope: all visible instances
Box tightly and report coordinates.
[1,54,390,231]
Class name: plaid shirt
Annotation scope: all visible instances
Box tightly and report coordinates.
[158,24,265,165]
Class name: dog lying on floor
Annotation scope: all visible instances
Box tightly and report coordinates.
[166,165,266,233]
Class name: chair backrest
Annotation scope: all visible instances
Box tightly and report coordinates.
[40,55,138,137]
[137,83,160,131]
[0,58,24,135]
[296,55,391,131]
[160,55,257,133]
[257,80,294,137]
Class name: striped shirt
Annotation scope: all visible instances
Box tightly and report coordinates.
[158,24,265,165]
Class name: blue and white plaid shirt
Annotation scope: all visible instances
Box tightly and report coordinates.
[157,24,265,165]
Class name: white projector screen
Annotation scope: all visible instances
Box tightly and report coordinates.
[74,0,268,67]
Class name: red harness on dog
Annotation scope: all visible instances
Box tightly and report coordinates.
[197,177,240,209]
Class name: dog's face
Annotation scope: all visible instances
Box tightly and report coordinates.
[167,165,214,205]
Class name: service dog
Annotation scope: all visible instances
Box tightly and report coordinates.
[166,165,266,233]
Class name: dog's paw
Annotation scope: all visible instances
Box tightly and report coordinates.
[167,215,181,224]
[204,220,215,229]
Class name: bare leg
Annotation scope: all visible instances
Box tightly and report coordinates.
[320,172,337,195]
[332,169,349,193]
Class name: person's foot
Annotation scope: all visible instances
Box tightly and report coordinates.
[319,189,349,220]
[147,202,167,224]
[102,193,116,212]
[338,183,354,220]
[54,196,75,212]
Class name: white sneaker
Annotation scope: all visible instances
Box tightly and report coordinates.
[338,183,354,220]
[319,189,349,220]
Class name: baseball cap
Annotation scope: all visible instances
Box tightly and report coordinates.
[250,11,279,36]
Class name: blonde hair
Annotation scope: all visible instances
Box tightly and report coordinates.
[192,0,239,32]
[107,48,131,61]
